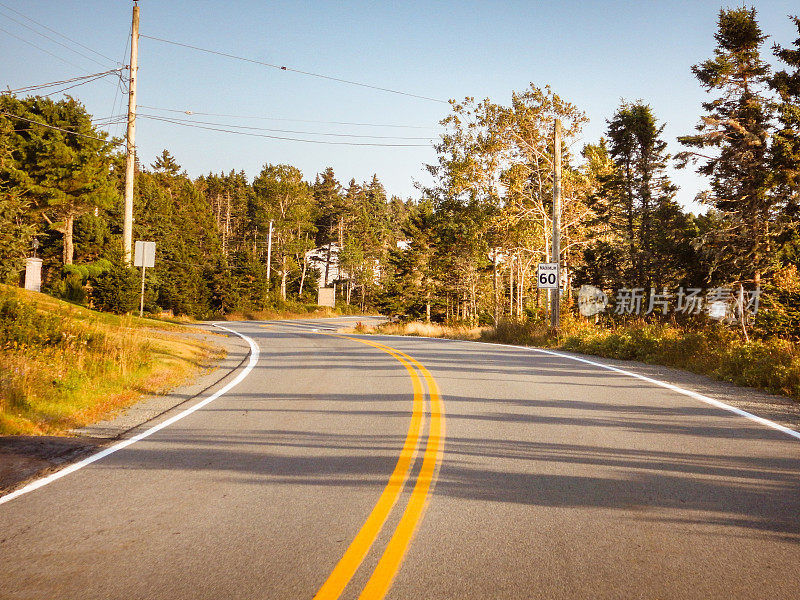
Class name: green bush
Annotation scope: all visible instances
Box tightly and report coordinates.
[0,295,62,348]
[92,262,139,314]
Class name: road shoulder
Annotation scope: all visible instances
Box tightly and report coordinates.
[544,348,800,432]
[0,325,250,495]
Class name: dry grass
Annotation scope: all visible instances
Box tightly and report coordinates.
[0,285,223,435]
[347,320,485,340]
[223,307,338,321]
[350,317,800,401]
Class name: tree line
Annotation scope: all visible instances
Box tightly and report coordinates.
[1,7,798,334]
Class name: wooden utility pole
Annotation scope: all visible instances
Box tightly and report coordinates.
[266,220,274,291]
[123,1,140,264]
[551,118,562,329]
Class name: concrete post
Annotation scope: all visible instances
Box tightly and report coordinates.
[24,258,42,292]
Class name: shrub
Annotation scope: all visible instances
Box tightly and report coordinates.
[92,261,139,314]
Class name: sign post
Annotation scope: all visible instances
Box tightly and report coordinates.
[133,240,155,317]
[551,118,562,329]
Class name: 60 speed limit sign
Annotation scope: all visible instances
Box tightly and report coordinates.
[537,263,559,289]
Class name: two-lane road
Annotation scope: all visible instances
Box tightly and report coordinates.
[1,318,798,599]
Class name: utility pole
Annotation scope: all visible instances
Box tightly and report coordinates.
[266,219,274,291]
[551,118,562,329]
[123,1,139,264]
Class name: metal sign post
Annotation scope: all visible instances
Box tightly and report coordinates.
[134,240,155,317]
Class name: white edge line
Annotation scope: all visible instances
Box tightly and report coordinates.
[356,332,800,442]
[0,323,260,506]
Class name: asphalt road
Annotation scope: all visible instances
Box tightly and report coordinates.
[1,317,799,599]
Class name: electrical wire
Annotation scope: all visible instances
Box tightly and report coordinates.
[108,20,132,140]
[138,113,432,147]
[136,112,433,140]
[139,34,448,104]
[1,69,125,95]
[0,1,117,63]
[137,104,442,130]
[0,25,89,73]
[0,110,124,146]
[92,114,128,124]
[0,9,113,69]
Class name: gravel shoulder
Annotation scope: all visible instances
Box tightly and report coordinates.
[555,348,800,433]
[0,325,250,495]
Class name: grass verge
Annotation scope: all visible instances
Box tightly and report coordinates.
[353,319,800,401]
[0,285,224,435]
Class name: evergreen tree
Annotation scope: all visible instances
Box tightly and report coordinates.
[0,185,35,283]
[678,7,775,285]
[311,167,342,286]
[592,101,684,287]
[151,149,181,175]
[384,199,439,320]
[0,95,119,266]
[770,16,800,262]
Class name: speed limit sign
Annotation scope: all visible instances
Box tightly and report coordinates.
[537,263,559,289]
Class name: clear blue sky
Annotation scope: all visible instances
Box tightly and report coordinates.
[2,1,798,212]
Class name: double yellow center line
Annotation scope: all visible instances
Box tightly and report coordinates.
[313,335,445,600]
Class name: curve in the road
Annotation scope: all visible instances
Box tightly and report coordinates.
[357,338,446,600]
[312,336,426,600]
[312,334,446,600]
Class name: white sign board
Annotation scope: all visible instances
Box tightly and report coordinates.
[318,286,335,308]
[134,241,156,268]
[537,262,559,289]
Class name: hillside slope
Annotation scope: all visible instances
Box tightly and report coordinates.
[0,285,223,435]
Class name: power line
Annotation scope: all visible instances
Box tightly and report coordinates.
[136,112,434,140]
[93,114,128,123]
[0,110,124,146]
[0,25,89,73]
[137,104,442,130]
[2,69,124,95]
[108,20,132,140]
[139,114,432,147]
[0,1,117,63]
[0,9,113,69]
[45,73,124,97]
[139,34,448,104]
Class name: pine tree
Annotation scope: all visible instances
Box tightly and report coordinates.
[770,15,800,260]
[151,149,181,175]
[311,167,342,286]
[0,95,118,266]
[678,7,775,285]
[603,101,681,286]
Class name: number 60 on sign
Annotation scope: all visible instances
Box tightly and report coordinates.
[537,263,559,289]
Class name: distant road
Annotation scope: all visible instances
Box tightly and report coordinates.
[1,318,799,599]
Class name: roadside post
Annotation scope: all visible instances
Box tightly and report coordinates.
[24,238,42,293]
[134,240,155,318]
[551,118,562,329]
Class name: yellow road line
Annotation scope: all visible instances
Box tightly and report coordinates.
[357,341,445,600]
[313,337,426,600]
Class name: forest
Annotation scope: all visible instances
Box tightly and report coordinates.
[1,7,798,339]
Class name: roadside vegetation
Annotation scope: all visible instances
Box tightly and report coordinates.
[355,315,800,400]
[221,299,367,322]
[0,7,798,418]
[0,285,222,435]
